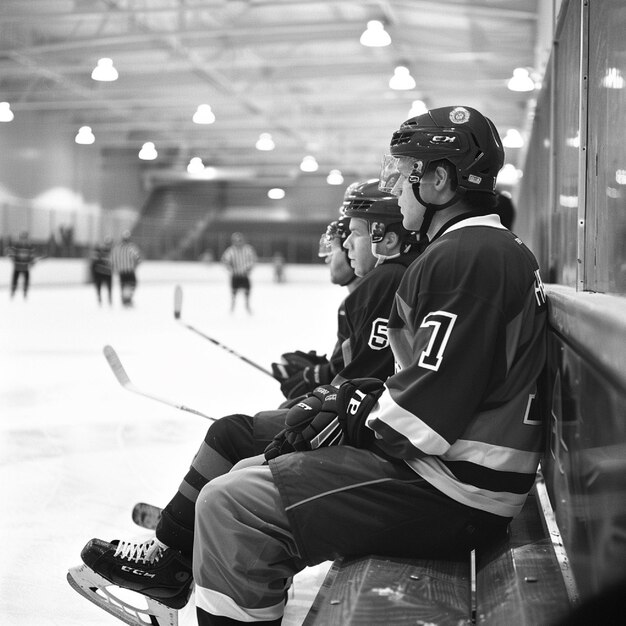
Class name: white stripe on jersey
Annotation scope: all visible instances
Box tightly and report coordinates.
[407,456,528,518]
[366,389,450,455]
[221,245,256,276]
[442,439,541,474]
[111,243,140,272]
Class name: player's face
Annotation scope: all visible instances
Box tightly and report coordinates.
[344,218,377,277]
[398,178,427,231]
[326,238,354,285]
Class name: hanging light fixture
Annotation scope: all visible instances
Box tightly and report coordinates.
[268,188,285,199]
[91,58,118,81]
[138,142,158,160]
[407,100,428,117]
[602,68,625,89]
[359,20,391,47]
[187,157,205,174]
[502,129,524,149]
[300,155,319,172]
[326,169,344,185]
[75,126,95,145]
[497,163,523,185]
[389,66,416,90]
[256,133,275,151]
[0,102,14,122]
[192,104,215,124]
[507,68,535,92]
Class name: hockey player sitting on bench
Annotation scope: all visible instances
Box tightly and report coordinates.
[184,106,547,626]
[68,182,421,626]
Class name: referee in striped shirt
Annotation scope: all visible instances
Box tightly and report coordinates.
[111,230,142,307]
[221,232,257,313]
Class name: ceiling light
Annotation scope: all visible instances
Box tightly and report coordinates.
[75,126,95,145]
[507,68,535,92]
[615,169,626,185]
[256,133,275,151]
[138,142,157,160]
[497,163,523,185]
[360,20,391,47]
[91,58,118,81]
[193,104,215,124]
[408,100,428,117]
[602,68,625,89]
[389,66,416,90]
[268,188,285,199]
[0,102,14,122]
[300,155,318,172]
[187,157,205,174]
[326,169,344,185]
[502,129,524,149]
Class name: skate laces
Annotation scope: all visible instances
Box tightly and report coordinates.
[113,537,167,564]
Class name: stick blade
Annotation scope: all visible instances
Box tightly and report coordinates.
[174,285,182,319]
[103,345,131,387]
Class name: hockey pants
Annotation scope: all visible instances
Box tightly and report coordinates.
[193,446,511,624]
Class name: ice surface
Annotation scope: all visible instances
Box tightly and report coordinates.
[0,262,340,625]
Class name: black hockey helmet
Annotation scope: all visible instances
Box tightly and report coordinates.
[380,106,504,195]
[343,179,417,246]
[318,216,350,257]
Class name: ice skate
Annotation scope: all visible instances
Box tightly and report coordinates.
[67,562,179,626]
[68,535,192,625]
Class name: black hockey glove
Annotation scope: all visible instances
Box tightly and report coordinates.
[279,361,333,400]
[271,350,328,382]
[263,379,385,461]
[264,385,341,461]
[336,378,385,449]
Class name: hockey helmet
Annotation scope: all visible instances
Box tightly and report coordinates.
[343,180,410,244]
[379,106,504,196]
[318,216,350,257]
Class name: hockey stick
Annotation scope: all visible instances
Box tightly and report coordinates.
[103,344,215,421]
[173,284,274,378]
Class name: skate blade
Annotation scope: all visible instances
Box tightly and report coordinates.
[132,502,163,530]
[67,563,178,626]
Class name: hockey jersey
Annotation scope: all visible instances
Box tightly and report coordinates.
[366,215,547,518]
[333,252,419,386]
[8,241,36,271]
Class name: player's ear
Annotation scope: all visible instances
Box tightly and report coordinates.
[433,164,450,190]
[383,230,399,252]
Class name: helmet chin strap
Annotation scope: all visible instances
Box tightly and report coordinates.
[412,182,464,239]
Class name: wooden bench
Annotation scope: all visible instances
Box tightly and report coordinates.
[304,477,576,625]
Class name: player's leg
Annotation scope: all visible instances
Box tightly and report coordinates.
[230,276,238,312]
[95,275,103,304]
[105,274,112,305]
[242,276,251,313]
[22,270,29,298]
[193,446,511,625]
[10,268,18,297]
[76,410,288,611]
[156,410,286,555]
[194,464,298,625]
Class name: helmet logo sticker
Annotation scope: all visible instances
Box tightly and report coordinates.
[431,135,456,143]
[468,174,482,185]
[449,107,471,124]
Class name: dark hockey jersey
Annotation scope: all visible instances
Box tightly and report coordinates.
[333,252,419,386]
[366,215,547,518]
[8,242,36,272]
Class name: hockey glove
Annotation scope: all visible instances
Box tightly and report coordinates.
[336,378,385,449]
[271,350,328,382]
[279,361,333,400]
[264,385,341,460]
